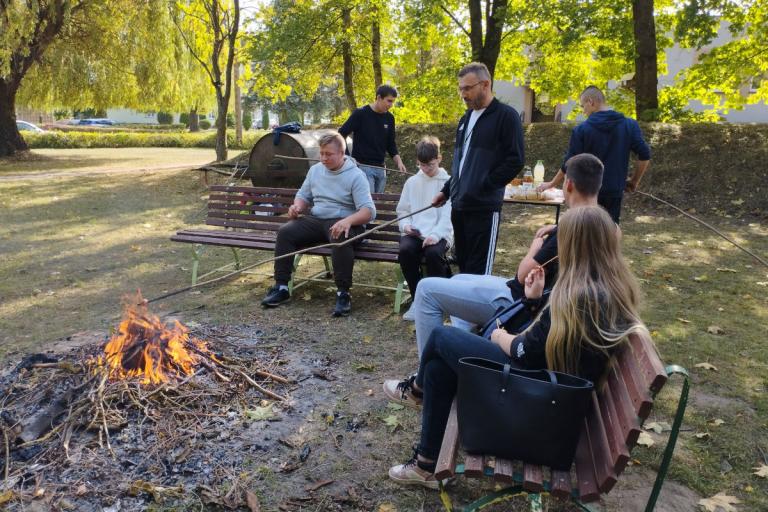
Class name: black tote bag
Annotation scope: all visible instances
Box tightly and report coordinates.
[456,357,594,470]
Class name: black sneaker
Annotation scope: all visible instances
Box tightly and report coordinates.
[332,291,351,317]
[261,286,290,307]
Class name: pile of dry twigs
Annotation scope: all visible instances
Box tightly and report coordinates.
[0,331,291,511]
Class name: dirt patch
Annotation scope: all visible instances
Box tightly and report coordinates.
[602,466,703,512]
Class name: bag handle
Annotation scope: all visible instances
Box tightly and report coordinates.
[497,363,512,404]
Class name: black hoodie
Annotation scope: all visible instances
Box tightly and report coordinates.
[441,98,525,211]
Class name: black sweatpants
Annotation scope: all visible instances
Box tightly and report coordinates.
[273,215,364,290]
[451,209,500,275]
[398,235,450,297]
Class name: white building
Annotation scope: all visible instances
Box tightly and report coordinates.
[496,21,767,123]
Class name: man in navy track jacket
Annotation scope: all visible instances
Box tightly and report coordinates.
[432,62,524,275]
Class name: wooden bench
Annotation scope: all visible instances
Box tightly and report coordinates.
[435,332,690,512]
[171,185,414,312]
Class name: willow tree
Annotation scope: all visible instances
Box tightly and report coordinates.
[1,0,215,157]
[172,0,240,161]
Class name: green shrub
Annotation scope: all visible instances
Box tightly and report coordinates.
[23,129,266,150]
[156,112,174,125]
[199,119,212,130]
[179,112,190,127]
[226,113,235,128]
[243,112,253,131]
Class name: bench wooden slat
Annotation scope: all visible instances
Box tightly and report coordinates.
[435,400,459,481]
[616,350,653,419]
[208,194,293,205]
[550,469,572,499]
[175,230,401,254]
[606,365,642,447]
[494,457,515,484]
[586,392,618,493]
[464,454,485,478]
[210,184,298,197]
[523,463,544,492]
[574,420,600,503]
[209,202,292,213]
[598,383,631,474]
[628,333,668,395]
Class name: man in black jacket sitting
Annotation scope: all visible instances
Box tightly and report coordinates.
[432,62,524,275]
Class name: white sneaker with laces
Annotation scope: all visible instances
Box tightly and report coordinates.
[402,306,415,321]
[388,459,441,490]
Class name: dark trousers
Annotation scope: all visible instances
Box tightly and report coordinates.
[273,215,364,290]
[398,235,450,297]
[451,210,500,275]
[598,194,623,224]
[414,326,513,460]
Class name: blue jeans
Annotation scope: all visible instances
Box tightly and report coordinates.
[414,326,513,459]
[359,164,386,194]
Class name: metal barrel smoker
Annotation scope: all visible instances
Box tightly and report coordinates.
[245,129,353,187]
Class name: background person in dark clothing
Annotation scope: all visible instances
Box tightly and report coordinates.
[338,84,408,193]
[432,62,525,275]
[538,85,650,223]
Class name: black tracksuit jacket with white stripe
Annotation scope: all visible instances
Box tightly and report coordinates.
[441,97,525,211]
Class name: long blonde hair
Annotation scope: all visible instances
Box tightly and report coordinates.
[545,206,646,375]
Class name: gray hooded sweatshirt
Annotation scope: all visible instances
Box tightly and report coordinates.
[296,156,376,220]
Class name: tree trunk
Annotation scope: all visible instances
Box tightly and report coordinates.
[0,81,27,157]
[633,0,659,120]
[215,94,228,162]
[234,62,242,146]
[371,18,383,88]
[466,0,508,80]
[341,8,357,111]
[189,107,200,132]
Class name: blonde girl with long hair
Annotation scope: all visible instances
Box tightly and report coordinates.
[387,205,647,489]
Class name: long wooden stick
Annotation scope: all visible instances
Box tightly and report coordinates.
[146,203,436,304]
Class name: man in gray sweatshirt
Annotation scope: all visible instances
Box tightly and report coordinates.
[261,132,376,317]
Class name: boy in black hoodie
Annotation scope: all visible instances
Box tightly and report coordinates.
[539,86,650,223]
[432,62,524,274]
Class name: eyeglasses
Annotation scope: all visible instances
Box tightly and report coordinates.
[458,81,483,93]
[417,159,440,169]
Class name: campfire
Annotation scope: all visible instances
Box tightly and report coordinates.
[0,302,292,510]
[99,294,219,384]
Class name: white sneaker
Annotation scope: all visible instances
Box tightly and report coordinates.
[402,306,415,321]
[388,459,441,490]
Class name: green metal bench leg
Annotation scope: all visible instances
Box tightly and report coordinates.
[322,255,332,278]
[393,266,407,314]
[644,365,690,512]
[230,247,241,270]
[528,493,542,512]
[288,254,303,294]
[191,245,203,285]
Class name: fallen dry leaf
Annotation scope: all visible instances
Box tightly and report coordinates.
[378,504,397,512]
[709,418,725,427]
[695,432,711,440]
[644,421,671,433]
[707,325,725,335]
[246,490,260,512]
[676,318,691,324]
[365,389,374,396]
[302,293,312,301]
[693,275,709,282]
[636,431,655,447]
[695,362,718,371]
[698,492,741,511]
[716,268,738,273]
[362,335,372,344]
[754,464,768,478]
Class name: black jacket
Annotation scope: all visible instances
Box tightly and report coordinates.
[441,97,525,211]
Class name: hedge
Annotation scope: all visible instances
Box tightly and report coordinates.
[24,130,268,151]
[391,122,768,216]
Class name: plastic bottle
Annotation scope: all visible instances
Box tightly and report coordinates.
[533,160,545,185]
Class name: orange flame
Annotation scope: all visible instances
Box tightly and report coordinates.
[101,293,217,384]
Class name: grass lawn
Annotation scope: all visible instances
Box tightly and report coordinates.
[0,150,766,510]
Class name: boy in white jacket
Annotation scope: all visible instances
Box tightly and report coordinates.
[397,137,453,319]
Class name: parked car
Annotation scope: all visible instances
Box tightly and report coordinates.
[16,120,45,133]
[78,118,115,126]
